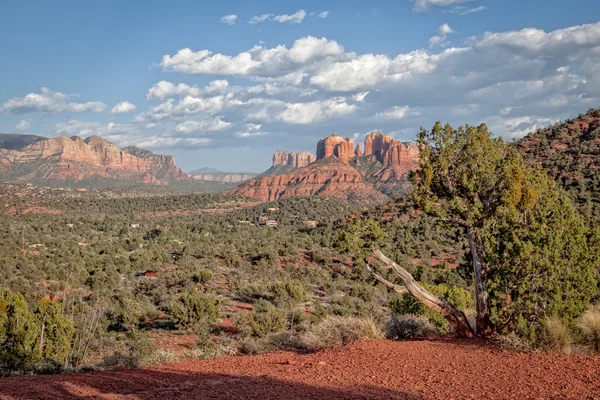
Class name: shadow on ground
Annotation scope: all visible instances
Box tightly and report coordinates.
[0,368,423,400]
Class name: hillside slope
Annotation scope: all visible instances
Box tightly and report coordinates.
[0,134,192,187]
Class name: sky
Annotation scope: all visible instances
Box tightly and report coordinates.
[1,0,600,173]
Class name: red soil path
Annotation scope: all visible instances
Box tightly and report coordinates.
[1,339,599,400]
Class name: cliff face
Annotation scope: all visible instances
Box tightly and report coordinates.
[364,132,419,168]
[191,173,257,183]
[228,158,389,206]
[230,131,420,205]
[0,135,191,185]
[272,150,316,168]
[316,134,355,164]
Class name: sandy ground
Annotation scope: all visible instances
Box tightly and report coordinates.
[1,339,599,400]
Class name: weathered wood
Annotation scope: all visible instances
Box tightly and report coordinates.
[365,264,408,294]
[373,249,475,337]
[467,227,492,336]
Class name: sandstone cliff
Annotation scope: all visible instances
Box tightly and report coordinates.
[272,150,316,168]
[228,158,389,206]
[316,134,355,164]
[0,134,191,186]
[229,131,420,205]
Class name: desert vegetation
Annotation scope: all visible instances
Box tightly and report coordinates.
[1,109,600,377]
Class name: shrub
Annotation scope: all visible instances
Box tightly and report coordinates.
[169,292,222,329]
[578,305,600,352]
[301,316,381,349]
[102,332,155,369]
[544,317,572,355]
[386,315,436,340]
[490,332,533,353]
[234,300,287,338]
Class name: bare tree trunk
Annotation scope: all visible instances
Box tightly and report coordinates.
[467,227,492,336]
[373,250,475,337]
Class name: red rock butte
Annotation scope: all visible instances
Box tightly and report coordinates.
[272,150,316,168]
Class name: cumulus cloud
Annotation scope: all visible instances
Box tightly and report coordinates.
[413,0,473,11]
[111,101,137,114]
[159,36,345,77]
[278,97,356,124]
[175,116,231,133]
[15,119,31,131]
[51,119,140,145]
[429,23,455,48]
[375,106,416,120]
[132,20,600,153]
[273,10,307,24]
[0,88,105,115]
[220,14,237,25]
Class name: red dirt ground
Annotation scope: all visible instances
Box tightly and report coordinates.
[1,339,599,400]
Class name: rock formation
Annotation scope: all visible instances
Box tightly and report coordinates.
[191,173,257,183]
[316,134,354,164]
[363,132,419,168]
[228,158,389,205]
[355,143,363,157]
[0,134,191,185]
[272,150,316,168]
[230,131,420,205]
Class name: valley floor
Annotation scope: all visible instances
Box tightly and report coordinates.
[1,338,599,400]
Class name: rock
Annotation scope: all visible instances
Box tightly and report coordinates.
[0,135,191,185]
[228,158,389,206]
[272,150,316,168]
[355,143,363,157]
[316,134,354,164]
[364,132,419,167]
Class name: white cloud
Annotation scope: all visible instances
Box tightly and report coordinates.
[413,0,473,11]
[160,36,345,76]
[318,11,329,18]
[375,106,415,120]
[445,5,486,15]
[175,116,231,133]
[220,14,237,25]
[273,10,307,24]
[15,119,31,131]
[249,14,273,24]
[429,23,455,48]
[111,101,137,114]
[352,92,370,102]
[0,88,105,115]
[51,119,139,145]
[278,97,356,124]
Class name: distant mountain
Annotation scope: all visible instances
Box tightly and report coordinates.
[0,134,192,187]
[0,133,46,150]
[229,132,419,206]
[189,167,224,174]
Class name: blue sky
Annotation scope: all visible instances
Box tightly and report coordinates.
[2,0,600,172]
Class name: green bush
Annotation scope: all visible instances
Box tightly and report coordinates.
[169,292,222,329]
[234,300,287,338]
[386,315,436,340]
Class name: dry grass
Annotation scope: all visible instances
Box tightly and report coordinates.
[301,316,382,350]
[544,317,572,355]
[578,305,600,352]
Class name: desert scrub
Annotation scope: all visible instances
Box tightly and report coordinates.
[386,314,436,340]
[169,292,223,329]
[578,305,600,352]
[544,317,572,355]
[234,299,287,338]
[301,315,381,349]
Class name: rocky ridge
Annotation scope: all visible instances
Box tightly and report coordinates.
[0,134,191,186]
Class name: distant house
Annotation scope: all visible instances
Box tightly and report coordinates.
[267,207,279,212]
[130,223,140,229]
[264,220,278,227]
[304,220,318,229]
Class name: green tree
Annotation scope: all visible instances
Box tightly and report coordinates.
[0,289,38,373]
[411,122,598,337]
[33,298,74,366]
